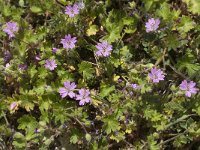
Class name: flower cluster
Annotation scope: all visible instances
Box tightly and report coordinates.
[145,18,160,32]
[2,13,198,110]
[3,21,19,38]
[59,81,91,106]
[95,41,113,57]
[147,67,199,97]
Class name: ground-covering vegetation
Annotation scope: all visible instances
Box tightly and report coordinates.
[0,0,200,149]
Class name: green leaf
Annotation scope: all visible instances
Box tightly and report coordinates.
[110,132,125,143]
[103,116,120,134]
[86,25,99,36]
[183,0,200,15]
[13,132,27,149]
[99,84,115,98]
[70,134,79,144]
[18,115,37,130]
[166,33,179,49]
[30,6,42,13]
[85,133,92,142]
[142,0,153,11]
[19,0,24,7]
[177,50,200,77]
[147,135,160,150]
[102,10,125,42]
[28,65,37,78]
[177,16,195,34]
[38,67,48,79]
[78,61,95,80]
[157,2,180,21]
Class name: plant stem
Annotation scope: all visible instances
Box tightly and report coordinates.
[74,118,88,134]
[2,110,9,126]
[160,129,188,146]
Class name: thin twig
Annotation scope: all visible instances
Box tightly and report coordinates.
[155,48,167,66]
[94,52,100,69]
[74,118,88,134]
[121,76,129,83]
[160,129,188,146]
[165,114,196,129]
[2,111,9,126]
[84,61,98,66]
[168,63,189,79]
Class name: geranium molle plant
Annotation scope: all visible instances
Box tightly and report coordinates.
[1,1,200,150]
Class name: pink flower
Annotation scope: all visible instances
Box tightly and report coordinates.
[59,81,77,98]
[44,59,57,71]
[52,48,59,53]
[10,102,17,110]
[3,21,19,38]
[145,18,160,32]
[76,88,91,105]
[130,84,140,89]
[65,4,80,18]
[95,41,113,57]
[61,34,77,49]
[179,80,199,97]
[148,67,165,83]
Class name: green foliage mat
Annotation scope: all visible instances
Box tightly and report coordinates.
[0,0,200,149]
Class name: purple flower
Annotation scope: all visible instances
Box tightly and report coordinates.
[77,2,85,9]
[35,54,41,61]
[44,59,57,71]
[3,21,19,38]
[145,18,160,32]
[130,84,140,89]
[59,81,77,98]
[52,48,59,53]
[19,64,28,70]
[61,34,77,49]
[4,50,12,63]
[95,41,113,57]
[10,102,17,110]
[118,79,123,83]
[179,80,199,97]
[5,63,10,68]
[76,88,91,105]
[65,4,80,18]
[34,128,40,133]
[148,67,165,83]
